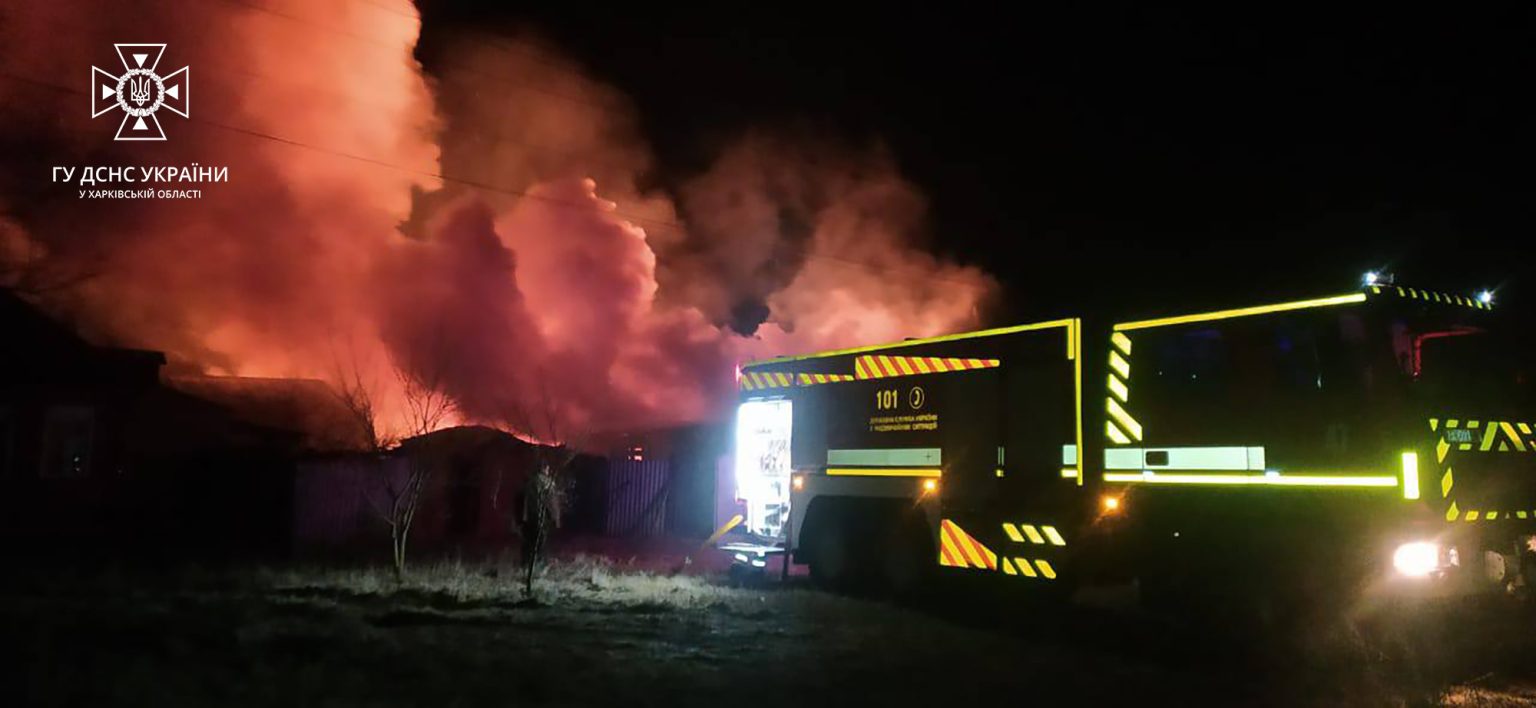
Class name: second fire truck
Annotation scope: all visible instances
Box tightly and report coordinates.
[730,282,1535,605]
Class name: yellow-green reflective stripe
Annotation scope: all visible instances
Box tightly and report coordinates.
[1002,523,1024,543]
[826,467,941,477]
[1501,422,1527,451]
[1107,375,1129,402]
[1041,526,1065,546]
[1111,332,1132,355]
[1073,320,1084,487]
[1060,468,1079,479]
[1109,351,1131,379]
[1402,452,1420,500]
[1015,557,1037,577]
[1020,525,1045,544]
[1103,472,1398,487]
[1114,293,1367,331]
[1036,560,1057,579]
[744,318,1072,366]
[1106,421,1131,445]
[1106,398,1143,440]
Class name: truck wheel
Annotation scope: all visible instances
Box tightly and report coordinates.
[1135,542,1191,616]
[809,515,858,592]
[883,511,934,600]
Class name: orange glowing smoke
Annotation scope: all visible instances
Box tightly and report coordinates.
[0,1,995,445]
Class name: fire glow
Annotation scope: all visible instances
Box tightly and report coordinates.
[0,0,994,444]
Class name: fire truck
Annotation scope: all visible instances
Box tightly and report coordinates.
[729,280,1535,606]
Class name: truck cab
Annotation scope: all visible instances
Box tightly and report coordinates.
[1106,286,1534,602]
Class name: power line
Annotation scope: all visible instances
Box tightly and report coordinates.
[0,70,992,288]
[71,0,918,241]
[218,0,626,116]
[225,0,859,177]
[14,11,660,181]
[0,69,676,227]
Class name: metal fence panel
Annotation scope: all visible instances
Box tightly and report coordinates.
[604,459,669,536]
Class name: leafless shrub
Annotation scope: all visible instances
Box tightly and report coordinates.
[337,328,457,580]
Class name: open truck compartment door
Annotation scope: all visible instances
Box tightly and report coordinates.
[734,398,794,539]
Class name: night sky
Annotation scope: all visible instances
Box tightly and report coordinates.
[418,4,1531,324]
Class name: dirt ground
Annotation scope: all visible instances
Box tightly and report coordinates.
[4,558,1534,707]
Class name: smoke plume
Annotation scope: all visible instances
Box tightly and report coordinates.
[0,0,995,443]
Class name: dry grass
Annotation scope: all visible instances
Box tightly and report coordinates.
[6,559,1535,706]
[252,555,747,609]
[1439,683,1536,707]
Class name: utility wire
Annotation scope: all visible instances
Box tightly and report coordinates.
[0,70,990,288]
[16,11,654,179]
[87,0,931,245]
[224,0,856,176]
[218,0,626,115]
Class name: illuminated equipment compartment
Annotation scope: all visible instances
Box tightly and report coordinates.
[733,398,794,539]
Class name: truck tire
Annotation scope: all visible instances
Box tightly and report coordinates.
[808,513,859,592]
[882,510,934,600]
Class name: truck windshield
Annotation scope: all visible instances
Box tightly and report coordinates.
[1390,313,1533,408]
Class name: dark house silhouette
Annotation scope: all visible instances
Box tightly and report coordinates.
[0,290,329,561]
[2,288,730,565]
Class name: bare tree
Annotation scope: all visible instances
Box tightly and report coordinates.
[494,373,582,596]
[378,349,455,579]
[337,328,457,581]
[327,335,394,454]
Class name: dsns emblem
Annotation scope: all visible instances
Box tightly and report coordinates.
[91,43,189,141]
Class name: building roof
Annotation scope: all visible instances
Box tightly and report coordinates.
[165,375,373,453]
[0,288,165,386]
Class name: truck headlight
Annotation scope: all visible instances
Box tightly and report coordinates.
[1392,541,1440,578]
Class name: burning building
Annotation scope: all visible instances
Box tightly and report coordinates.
[0,0,996,450]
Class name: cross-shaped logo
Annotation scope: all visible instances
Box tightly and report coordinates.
[91,44,189,141]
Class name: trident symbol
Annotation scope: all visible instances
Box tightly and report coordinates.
[91,43,190,141]
[129,75,152,106]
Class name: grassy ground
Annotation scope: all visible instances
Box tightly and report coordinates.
[3,558,1533,706]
